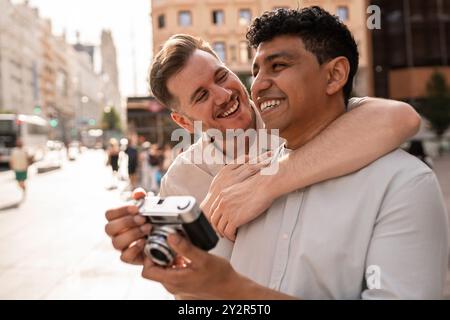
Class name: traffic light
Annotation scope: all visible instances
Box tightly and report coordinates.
[33,105,41,115]
[88,119,96,126]
[49,119,58,128]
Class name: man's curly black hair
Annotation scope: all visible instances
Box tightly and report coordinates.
[246,6,359,105]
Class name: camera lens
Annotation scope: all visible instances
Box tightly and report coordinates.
[150,248,172,265]
[144,226,177,267]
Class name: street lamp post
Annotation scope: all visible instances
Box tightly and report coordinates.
[80,95,89,144]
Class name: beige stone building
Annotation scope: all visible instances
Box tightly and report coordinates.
[150,0,373,96]
[39,19,76,141]
[39,19,56,118]
[0,0,42,114]
[100,30,124,130]
[0,0,124,143]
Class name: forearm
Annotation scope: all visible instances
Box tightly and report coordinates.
[268,99,420,199]
[219,272,298,300]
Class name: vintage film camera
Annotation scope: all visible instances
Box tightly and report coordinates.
[135,195,219,267]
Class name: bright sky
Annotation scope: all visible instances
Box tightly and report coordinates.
[15,0,152,98]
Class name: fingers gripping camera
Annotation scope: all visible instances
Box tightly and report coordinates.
[135,196,219,267]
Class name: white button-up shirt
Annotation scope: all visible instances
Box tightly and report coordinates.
[230,148,448,299]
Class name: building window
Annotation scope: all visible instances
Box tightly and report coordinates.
[336,6,349,21]
[178,11,192,27]
[158,14,165,29]
[212,10,225,26]
[213,42,226,62]
[239,41,252,63]
[239,9,252,26]
[230,45,237,62]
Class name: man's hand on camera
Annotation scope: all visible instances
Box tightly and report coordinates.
[141,233,238,299]
[104,188,152,265]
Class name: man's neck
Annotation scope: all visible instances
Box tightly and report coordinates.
[284,101,345,150]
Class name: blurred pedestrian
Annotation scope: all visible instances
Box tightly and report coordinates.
[148,144,163,193]
[118,138,129,181]
[125,135,139,190]
[106,138,120,190]
[407,139,433,168]
[161,143,174,175]
[139,141,152,191]
[9,139,30,200]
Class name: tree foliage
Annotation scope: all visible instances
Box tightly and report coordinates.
[420,71,450,138]
[101,107,122,132]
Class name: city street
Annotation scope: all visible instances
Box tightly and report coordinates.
[0,149,172,300]
[0,149,449,299]
[2,0,450,302]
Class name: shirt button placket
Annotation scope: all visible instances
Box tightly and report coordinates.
[270,191,304,291]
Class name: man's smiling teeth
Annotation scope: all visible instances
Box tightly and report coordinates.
[260,100,281,112]
[218,100,239,118]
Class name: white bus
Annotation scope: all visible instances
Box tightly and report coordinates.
[0,114,49,164]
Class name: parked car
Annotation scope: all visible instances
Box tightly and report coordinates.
[46,140,64,151]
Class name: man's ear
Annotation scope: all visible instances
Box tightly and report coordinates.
[325,57,350,96]
[171,111,194,133]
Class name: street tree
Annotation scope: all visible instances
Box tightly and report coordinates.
[101,106,122,132]
[420,71,450,147]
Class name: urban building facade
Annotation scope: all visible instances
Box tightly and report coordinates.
[68,42,102,141]
[100,30,124,131]
[0,0,41,115]
[38,18,56,121]
[101,30,119,91]
[371,0,450,101]
[0,0,123,144]
[126,96,176,146]
[150,0,373,96]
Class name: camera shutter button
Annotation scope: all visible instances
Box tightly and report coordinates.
[177,201,191,210]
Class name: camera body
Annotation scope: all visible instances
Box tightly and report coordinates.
[136,195,219,266]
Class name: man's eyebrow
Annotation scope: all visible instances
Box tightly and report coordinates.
[189,67,227,104]
[265,51,296,62]
[252,51,296,75]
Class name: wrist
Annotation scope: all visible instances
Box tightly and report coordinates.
[262,173,283,200]
[219,269,252,299]
[266,152,311,197]
[220,270,293,300]
[261,160,291,200]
